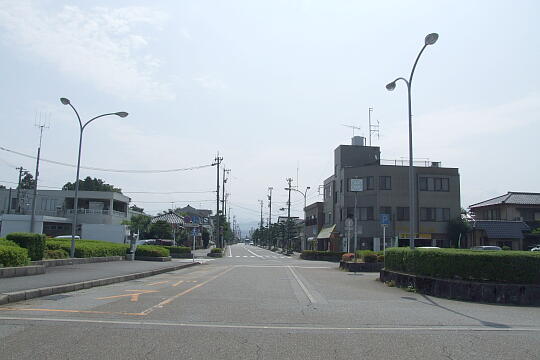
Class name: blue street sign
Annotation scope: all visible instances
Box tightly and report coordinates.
[191,229,198,236]
[380,214,390,225]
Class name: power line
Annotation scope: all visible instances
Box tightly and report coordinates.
[0,145,213,173]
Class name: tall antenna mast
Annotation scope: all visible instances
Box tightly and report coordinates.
[368,107,380,146]
[30,113,50,232]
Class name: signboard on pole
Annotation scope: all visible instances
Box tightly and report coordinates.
[380,213,390,225]
[350,178,364,192]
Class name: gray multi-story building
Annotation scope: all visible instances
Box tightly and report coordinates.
[323,136,461,250]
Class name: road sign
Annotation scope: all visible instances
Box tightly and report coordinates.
[380,213,390,225]
[344,218,354,231]
[350,178,363,192]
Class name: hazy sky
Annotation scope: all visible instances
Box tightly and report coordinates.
[0,0,538,232]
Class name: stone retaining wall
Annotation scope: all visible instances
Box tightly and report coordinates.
[340,261,384,272]
[31,256,124,267]
[0,265,45,278]
[380,269,540,306]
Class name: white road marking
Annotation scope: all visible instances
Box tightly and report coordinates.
[243,256,248,258]
[245,247,263,258]
[235,256,240,258]
[288,266,317,304]
[1,316,536,333]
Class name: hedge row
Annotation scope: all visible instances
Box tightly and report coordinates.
[0,244,29,267]
[46,239,129,258]
[136,245,170,257]
[166,246,192,254]
[300,250,345,262]
[6,232,46,261]
[211,248,223,253]
[385,247,540,284]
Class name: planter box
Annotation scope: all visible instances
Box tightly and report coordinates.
[134,256,172,262]
[340,261,384,272]
[31,256,124,267]
[380,269,540,306]
[207,252,223,258]
[171,253,193,259]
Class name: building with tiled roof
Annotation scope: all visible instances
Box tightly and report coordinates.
[469,192,540,223]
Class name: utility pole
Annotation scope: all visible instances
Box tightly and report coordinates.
[30,122,48,232]
[286,178,293,251]
[213,154,223,248]
[268,187,273,249]
[368,107,380,146]
[221,168,230,220]
[16,166,27,214]
[259,199,263,245]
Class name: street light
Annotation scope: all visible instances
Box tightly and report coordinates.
[385,33,438,249]
[285,186,310,250]
[60,97,128,257]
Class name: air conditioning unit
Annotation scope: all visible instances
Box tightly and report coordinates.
[431,162,441,167]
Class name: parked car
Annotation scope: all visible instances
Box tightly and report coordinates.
[530,246,540,252]
[470,246,502,251]
[416,246,440,249]
[54,235,80,239]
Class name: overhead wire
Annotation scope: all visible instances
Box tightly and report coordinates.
[0,145,213,173]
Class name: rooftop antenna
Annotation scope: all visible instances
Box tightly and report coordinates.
[341,124,361,137]
[368,107,380,146]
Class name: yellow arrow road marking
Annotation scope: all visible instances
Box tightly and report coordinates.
[97,290,158,302]
[172,280,184,287]
[148,280,170,286]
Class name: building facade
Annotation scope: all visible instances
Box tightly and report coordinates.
[322,137,461,250]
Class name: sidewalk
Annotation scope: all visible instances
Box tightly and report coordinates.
[0,259,200,305]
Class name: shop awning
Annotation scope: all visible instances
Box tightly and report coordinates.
[317,225,336,239]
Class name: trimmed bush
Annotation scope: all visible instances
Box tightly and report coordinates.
[211,248,223,253]
[300,250,345,262]
[166,246,192,254]
[0,239,19,247]
[0,245,29,267]
[363,253,378,263]
[136,245,170,258]
[46,239,129,258]
[377,254,385,263]
[385,247,540,284]
[6,232,46,261]
[342,253,355,262]
[44,249,68,259]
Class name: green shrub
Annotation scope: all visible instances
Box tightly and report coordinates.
[363,253,378,263]
[6,232,46,261]
[0,239,19,247]
[300,250,345,262]
[166,246,191,254]
[45,239,128,258]
[384,247,540,284]
[0,245,29,267]
[44,249,68,259]
[502,245,511,251]
[211,248,223,253]
[136,245,170,257]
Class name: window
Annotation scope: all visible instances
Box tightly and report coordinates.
[379,176,391,190]
[380,206,392,220]
[346,207,354,219]
[365,176,374,190]
[420,207,450,222]
[340,180,343,193]
[487,208,501,220]
[419,177,428,191]
[419,177,450,192]
[359,207,374,221]
[420,207,436,221]
[397,207,409,221]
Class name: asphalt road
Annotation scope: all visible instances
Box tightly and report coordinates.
[1,243,539,359]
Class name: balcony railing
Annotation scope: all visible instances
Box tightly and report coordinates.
[66,209,127,217]
[380,159,442,167]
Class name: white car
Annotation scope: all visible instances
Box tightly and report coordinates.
[471,246,502,251]
[54,235,80,239]
[531,246,540,252]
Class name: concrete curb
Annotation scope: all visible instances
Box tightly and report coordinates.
[0,262,200,306]
[31,256,124,268]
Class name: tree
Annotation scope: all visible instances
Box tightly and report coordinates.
[447,217,471,248]
[62,177,122,193]
[0,185,6,189]
[148,220,172,239]
[130,204,144,213]
[19,173,36,189]
[202,228,210,248]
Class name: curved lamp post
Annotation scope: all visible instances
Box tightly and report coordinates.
[385,33,438,249]
[60,97,128,257]
[286,186,310,250]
